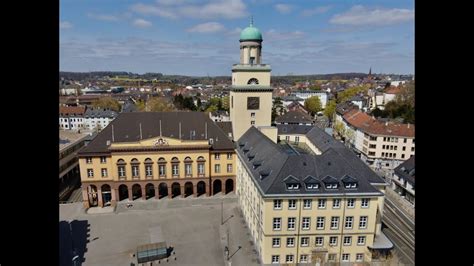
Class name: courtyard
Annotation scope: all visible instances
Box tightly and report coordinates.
[59,194,260,266]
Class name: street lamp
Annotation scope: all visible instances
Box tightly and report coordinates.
[225,246,229,261]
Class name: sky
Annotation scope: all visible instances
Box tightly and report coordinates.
[60,0,414,76]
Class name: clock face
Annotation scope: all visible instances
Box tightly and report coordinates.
[247,97,260,110]
[247,78,259,85]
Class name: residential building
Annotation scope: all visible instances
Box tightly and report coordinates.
[391,156,415,205]
[59,106,86,130]
[209,110,231,122]
[236,126,391,264]
[275,111,313,126]
[84,107,118,131]
[290,90,328,109]
[77,112,236,208]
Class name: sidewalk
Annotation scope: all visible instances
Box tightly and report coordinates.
[86,206,115,214]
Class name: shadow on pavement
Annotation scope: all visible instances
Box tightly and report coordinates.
[59,220,89,266]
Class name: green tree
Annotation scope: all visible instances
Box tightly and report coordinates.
[336,85,370,103]
[323,99,337,120]
[221,96,229,111]
[205,105,218,113]
[135,99,146,111]
[146,97,174,112]
[196,98,202,110]
[334,121,346,140]
[92,97,121,112]
[304,96,322,115]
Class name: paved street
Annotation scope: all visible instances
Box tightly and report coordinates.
[60,194,259,266]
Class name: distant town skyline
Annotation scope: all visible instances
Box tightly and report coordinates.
[60,0,414,76]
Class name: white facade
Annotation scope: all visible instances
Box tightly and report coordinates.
[84,116,114,130]
[291,91,328,108]
[59,117,84,130]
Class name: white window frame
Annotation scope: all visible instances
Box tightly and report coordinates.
[357,236,366,245]
[101,168,107,177]
[215,164,220,173]
[316,217,325,230]
[361,198,369,208]
[159,164,166,176]
[288,217,296,230]
[300,237,309,247]
[227,153,232,159]
[273,218,281,231]
[215,153,220,160]
[146,165,153,177]
[273,199,282,210]
[86,157,92,164]
[347,198,355,208]
[118,166,125,178]
[329,236,337,246]
[359,216,368,229]
[343,236,352,246]
[132,165,139,177]
[286,254,294,263]
[300,254,308,263]
[172,164,179,176]
[87,169,94,177]
[227,164,232,173]
[356,253,364,262]
[302,217,310,230]
[345,216,354,229]
[288,199,297,209]
[286,237,295,247]
[330,216,339,229]
[303,199,312,209]
[333,198,341,208]
[185,163,192,176]
[318,199,326,209]
[271,255,279,264]
[100,156,106,163]
[315,237,324,246]
[342,254,350,262]
[272,238,281,247]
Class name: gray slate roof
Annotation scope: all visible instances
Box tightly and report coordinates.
[394,156,415,185]
[237,126,385,197]
[275,111,313,124]
[277,125,314,135]
[84,108,118,118]
[79,112,234,154]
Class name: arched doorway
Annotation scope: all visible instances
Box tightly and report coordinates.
[101,184,112,206]
[159,183,168,199]
[118,184,128,201]
[213,179,222,195]
[225,179,234,194]
[88,185,98,207]
[132,184,142,200]
[197,181,206,196]
[145,183,155,199]
[172,182,181,198]
[184,182,193,197]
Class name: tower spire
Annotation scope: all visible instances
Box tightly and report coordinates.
[250,15,253,26]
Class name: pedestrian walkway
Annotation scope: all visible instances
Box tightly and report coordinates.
[86,206,115,214]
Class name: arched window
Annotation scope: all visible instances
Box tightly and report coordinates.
[130,158,140,178]
[184,157,193,177]
[144,158,153,178]
[158,157,167,177]
[171,157,180,176]
[247,78,259,85]
[197,156,206,177]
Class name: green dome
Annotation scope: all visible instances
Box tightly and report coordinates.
[240,24,262,41]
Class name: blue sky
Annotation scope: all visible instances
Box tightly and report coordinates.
[60,0,414,76]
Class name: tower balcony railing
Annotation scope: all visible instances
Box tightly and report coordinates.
[233,63,268,66]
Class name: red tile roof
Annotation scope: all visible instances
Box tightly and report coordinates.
[59,106,86,116]
[343,109,414,137]
[384,86,402,94]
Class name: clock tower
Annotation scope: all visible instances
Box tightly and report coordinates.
[230,19,272,141]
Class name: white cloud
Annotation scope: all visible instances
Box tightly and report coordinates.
[265,29,305,41]
[131,0,247,20]
[301,6,331,17]
[330,5,414,26]
[60,21,73,29]
[274,4,293,14]
[187,22,225,33]
[87,13,120,22]
[133,19,152,28]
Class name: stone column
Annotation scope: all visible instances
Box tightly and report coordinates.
[82,188,89,209]
[111,188,117,207]
[155,186,160,199]
[168,186,173,199]
[97,189,103,207]
[128,188,133,201]
[181,185,185,198]
[193,185,198,197]
[207,182,211,197]
[142,187,146,200]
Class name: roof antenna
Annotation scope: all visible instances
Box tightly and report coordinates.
[159,120,162,137]
[205,122,208,139]
[139,123,143,140]
[111,125,115,142]
[179,122,182,140]
[250,15,253,26]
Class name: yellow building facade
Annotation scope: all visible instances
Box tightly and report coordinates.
[78,112,236,208]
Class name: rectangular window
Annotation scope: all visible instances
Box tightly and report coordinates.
[329,236,337,246]
[303,199,312,209]
[411,147,415,151]
[272,238,280,247]
[184,163,192,176]
[358,236,366,245]
[172,164,179,176]
[118,166,126,178]
[328,254,336,261]
[295,136,300,143]
[87,169,94,177]
[251,112,255,118]
[101,168,107,177]
[286,237,295,247]
[132,165,139,177]
[345,216,354,229]
[288,217,296,230]
[368,151,375,156]
[318,199,326,209]
[214,164,220,173]
[197,163,204,175]
[315,237,324,246]
[227,153,233,159]
[273,218,281,230]
[86,157,92,164]
[316,217,325,229]
[333,199,341,208]
[356,253,364,262]
[361,198,369,208]
[369,144,376,148]
[285,136,290,141]
[342,254,350,262]
[300,255,308,263]
[271,255,279,264]
[159,165,166,177]
[343,236,352,246]
[302,217,310,230]
[300,237,309,247]
[359,216,368,229]
[288,199,296,209]
[273,199,282,209]
[404,138,407,143]
[146,165,153,177]
[402,154,405,159]
[227,164,233,173]
[286,255,294,263]
[331,217,339,229]
[251,121,255,125]
[347,198,355,208]
[100,156,106,163]
[215,153,220,160]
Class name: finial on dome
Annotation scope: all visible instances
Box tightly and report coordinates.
[250,15,253,27]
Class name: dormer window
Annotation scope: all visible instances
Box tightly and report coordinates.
[287,184,299,190]
[342,175,358,189]
[306,183,319,189]
[326,183,339,189]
